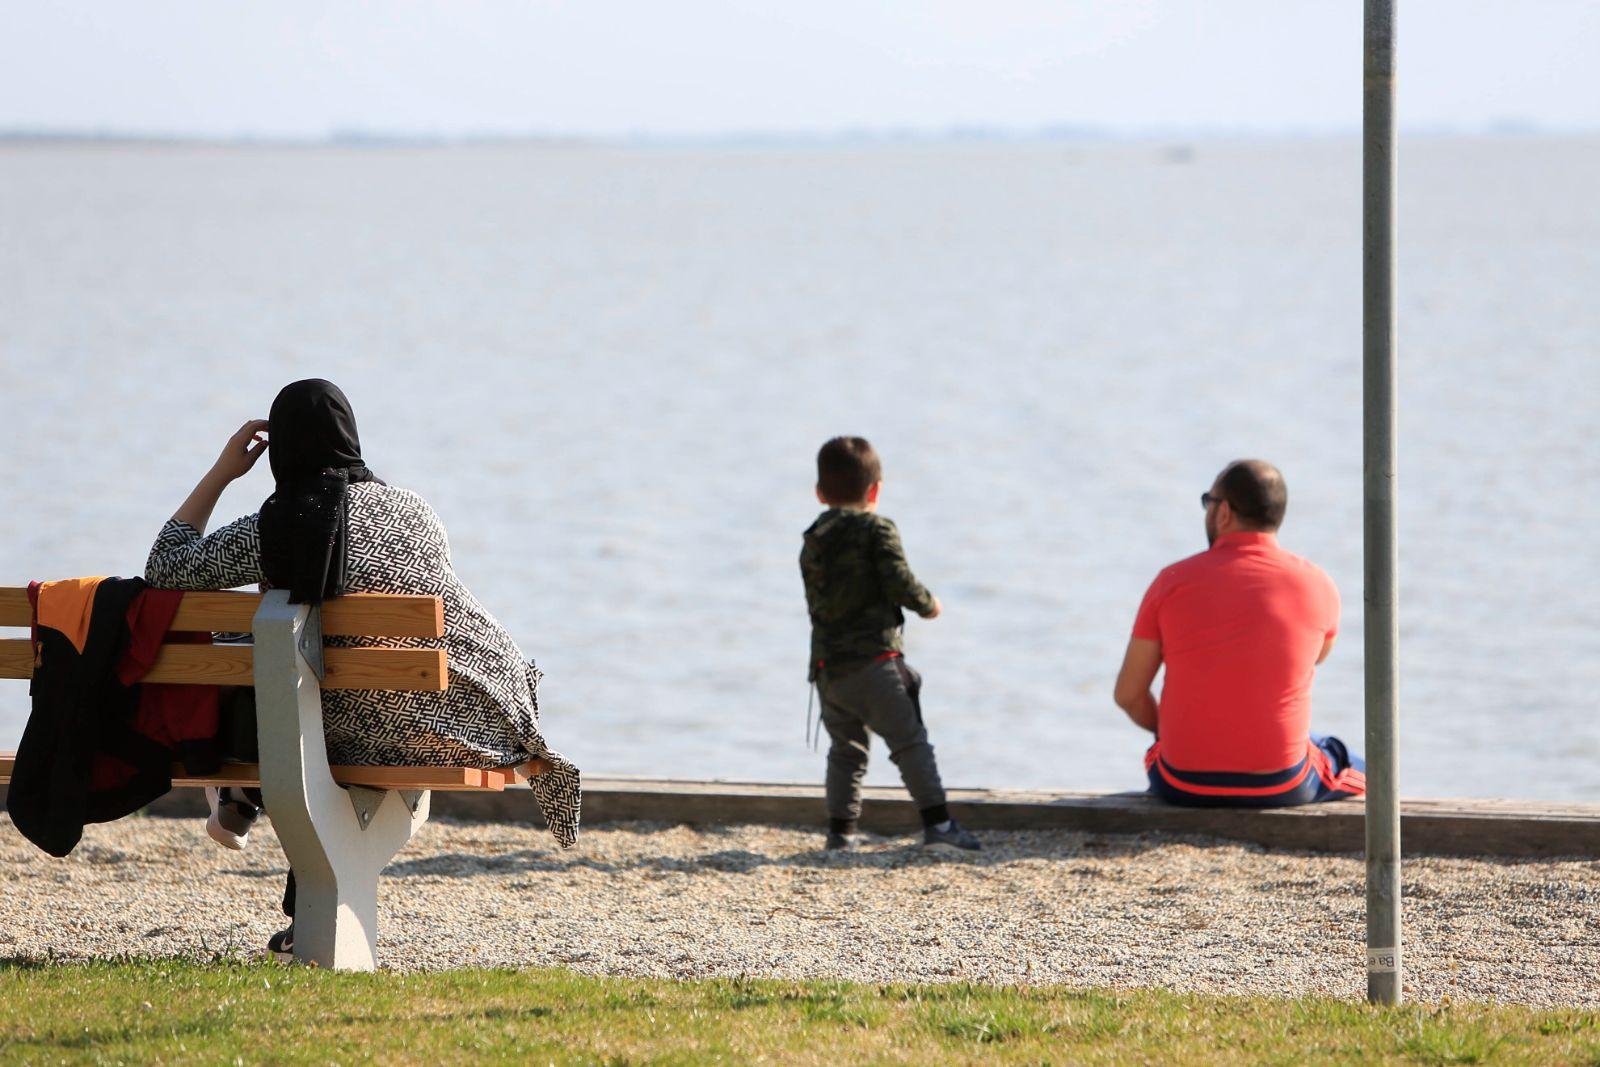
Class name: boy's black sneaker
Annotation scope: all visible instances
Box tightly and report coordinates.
[824,831,856,851]
[267,924,295,962]
[921,819,981,853]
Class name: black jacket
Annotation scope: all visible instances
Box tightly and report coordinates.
[8,577,174,856]
[799,508,937,679]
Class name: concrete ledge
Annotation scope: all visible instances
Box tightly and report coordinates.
[7,780,1596,859]
[550,779,1600,859]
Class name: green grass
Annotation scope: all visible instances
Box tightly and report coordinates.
[0,960,1597,1066]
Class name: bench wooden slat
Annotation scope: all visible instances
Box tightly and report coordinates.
[0,588,28,626]
[0,756,509,792]
[0,639,447,692]
[179,591,445,639]
[0,588,444,639]
[168,764,506,792]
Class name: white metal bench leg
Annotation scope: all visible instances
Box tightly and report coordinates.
[252,590,431,971]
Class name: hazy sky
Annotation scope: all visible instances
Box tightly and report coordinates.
[4,1,1598,138]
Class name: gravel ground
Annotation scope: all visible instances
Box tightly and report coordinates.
[1,814,1596,1007]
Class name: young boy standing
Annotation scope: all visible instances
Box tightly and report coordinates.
[800,436,979,852]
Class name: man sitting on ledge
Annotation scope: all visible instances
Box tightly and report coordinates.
[1113,459,1365,807]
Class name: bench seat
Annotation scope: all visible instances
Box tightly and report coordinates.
[0,756,515,792]
[2,583,512,970]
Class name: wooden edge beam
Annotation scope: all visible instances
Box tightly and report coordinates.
[0,639,448,692]
[0,588,444,639]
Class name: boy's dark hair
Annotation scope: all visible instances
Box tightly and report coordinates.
[1213,459,1288,530]
[816,436,882,505]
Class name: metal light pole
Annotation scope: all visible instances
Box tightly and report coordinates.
[1363,0,1402,1006]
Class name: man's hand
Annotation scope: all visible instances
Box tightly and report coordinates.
[923,596,943,620]
[211,419,269,482]
[1113,637,1163,733]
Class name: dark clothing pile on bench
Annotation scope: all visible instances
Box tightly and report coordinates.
[10,577,223,856]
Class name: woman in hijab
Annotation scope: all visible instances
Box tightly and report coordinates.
[145,379,579,956]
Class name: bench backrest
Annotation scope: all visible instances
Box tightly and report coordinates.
[0,587,448,692]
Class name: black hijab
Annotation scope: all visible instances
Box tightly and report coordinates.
[258,379,381,604]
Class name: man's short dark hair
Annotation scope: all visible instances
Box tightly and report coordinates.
[817,436,882,505]
[1214,459,1287,530]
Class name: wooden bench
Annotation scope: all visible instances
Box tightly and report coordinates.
[0,584,513,971]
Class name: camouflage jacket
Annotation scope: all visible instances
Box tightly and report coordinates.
[800,508,937,679]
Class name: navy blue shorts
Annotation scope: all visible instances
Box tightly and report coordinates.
[1147,734,1366,808]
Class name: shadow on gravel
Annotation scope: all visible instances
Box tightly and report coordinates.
[385,830,1183,880]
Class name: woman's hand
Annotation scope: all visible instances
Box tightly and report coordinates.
[169,419,269,534]
[211,419,269,482]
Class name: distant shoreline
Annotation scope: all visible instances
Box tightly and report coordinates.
[0,121,1589,150]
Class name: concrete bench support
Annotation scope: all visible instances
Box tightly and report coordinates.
[253,590,430,971]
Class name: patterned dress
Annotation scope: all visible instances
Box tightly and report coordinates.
[144,481,580,847]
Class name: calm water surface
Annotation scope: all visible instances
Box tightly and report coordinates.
[1,138,1596,799]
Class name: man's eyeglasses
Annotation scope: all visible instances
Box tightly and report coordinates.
[1200,492,1224,509]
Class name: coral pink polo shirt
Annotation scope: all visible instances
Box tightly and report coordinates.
[1132,531,1340,774]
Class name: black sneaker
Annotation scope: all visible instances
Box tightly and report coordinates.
[922,819,981,853]
[267,924,295,962]
[824,831,856,851]
[205,787,261,851]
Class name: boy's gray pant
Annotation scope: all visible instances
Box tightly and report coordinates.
[817,657,946,823]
